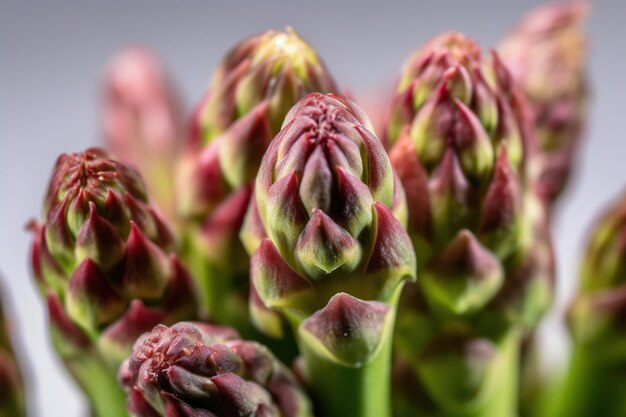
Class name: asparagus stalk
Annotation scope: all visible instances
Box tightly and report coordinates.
[385,32,554,417]
[176,28,338,336]
[547,191,626,417]
[246,93,416,417]
[30,148,198,417]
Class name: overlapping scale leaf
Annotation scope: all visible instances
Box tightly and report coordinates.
[385,33,554,417]
[175,28,339,328]
[30,148,198,417]
[386,31,549,326]
[250,93,416,324]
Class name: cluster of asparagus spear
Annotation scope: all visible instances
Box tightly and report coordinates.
[2,2,622,416]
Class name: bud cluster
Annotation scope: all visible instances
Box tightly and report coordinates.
[119,322,312,417]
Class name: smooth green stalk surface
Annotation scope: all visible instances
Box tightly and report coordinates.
[297,289,402,417]
[545,346,626,417]
[68,356,128,417]
[429,329,520,417]
[468,330,519,417]
[301,328,394,417]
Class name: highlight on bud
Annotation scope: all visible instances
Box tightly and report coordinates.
[181,27,339,216]
[192,27,339,146]
[499,2,589,203]
[250,93,416,326]
[119,322,313,417]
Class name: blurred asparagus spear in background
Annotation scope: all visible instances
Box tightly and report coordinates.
[0,282,26,417]
[499,2,589,205]
[546,191,626,417]
[176,28,339,332]
[102,48,185,220]
[499,4,589,414]
[246,93,415,417]
[119,321,313,417]
[385,32,554,417]
[30,148,198,417]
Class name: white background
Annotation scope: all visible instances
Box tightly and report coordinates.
[1,1,625,415]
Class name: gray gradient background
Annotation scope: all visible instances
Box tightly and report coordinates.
[1,1,624,415]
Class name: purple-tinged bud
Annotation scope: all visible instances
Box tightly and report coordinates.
[177,29,339,328]
[249,94,414,417]
[30,148,198,415]
[119,322,313,417]
[386,32,554,417]
[499,2,589,203]
[102,48,184,218]
[250,93,415,324]
[386,32,548,321]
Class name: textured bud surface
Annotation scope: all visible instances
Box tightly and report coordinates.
[386,33,553,417]
[387,32,551,324]
[33,149,196,352]
[120,322,312,417]
[251,93,415,323]
[176,29,339,330]
[30,149,198,417]
[192,28,338,146]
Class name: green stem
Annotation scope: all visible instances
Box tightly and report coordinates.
[185,236,300,363]
[544,346,626,417]
[429,329,520,417]
[184,233,252,328]
[297,290,401,417]
[465,330,520,417]
[66,355,128,417]
[300,316,395,417]
[184,235,227,322]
